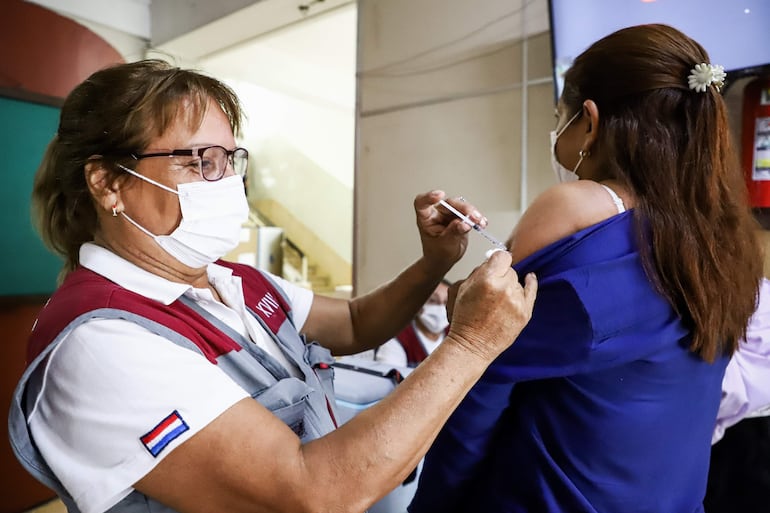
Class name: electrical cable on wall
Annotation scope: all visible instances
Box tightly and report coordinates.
[360,39,519,78]
[298,0,325,15]
[358,0,536,77]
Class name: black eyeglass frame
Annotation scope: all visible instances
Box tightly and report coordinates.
[128,145,249,182]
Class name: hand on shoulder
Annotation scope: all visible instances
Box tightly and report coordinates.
[507,180,627,264]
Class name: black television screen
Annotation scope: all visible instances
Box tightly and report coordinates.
[549,0,770,101]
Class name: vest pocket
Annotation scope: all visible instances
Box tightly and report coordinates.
[272,400,308,438]
[304,342,336,399]
[254,377,323,441]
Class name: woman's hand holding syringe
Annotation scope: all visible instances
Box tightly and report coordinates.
[438,199,507,251]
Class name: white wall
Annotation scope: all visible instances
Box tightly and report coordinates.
[231,77,355,269]
[355,0,555,294]
[38,0,358,287]
[201,4,358,286]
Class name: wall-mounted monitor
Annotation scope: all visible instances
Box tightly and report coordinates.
[548,0,770,102]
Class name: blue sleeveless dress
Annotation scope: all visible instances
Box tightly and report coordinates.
[409,210,728,513]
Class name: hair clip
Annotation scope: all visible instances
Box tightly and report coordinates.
[688,63,726,93]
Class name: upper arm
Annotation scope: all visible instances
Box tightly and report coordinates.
[302,293,357,355]
[508,181,623,264]
[135,397,319,513]
[29,319,250,512]
[716,277,770,437]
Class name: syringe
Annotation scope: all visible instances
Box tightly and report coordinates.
[438,199,507,250]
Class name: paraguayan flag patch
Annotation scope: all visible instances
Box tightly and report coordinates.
[141,410,189,457]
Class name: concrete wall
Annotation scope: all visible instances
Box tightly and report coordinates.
[354,0,553,294]
[202,4,358,288]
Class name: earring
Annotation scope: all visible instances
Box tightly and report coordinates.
[579,149,591,158]
[112,204,118,217]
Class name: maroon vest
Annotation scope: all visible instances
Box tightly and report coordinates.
[27,261,291,365]
[394,324,429,367]
[12,260,339,513]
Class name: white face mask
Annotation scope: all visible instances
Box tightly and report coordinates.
[550,110,583,183]
[118,165,249,268]
[418,303,449,334]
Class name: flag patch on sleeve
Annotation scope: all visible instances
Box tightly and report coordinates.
[140,410,189,457]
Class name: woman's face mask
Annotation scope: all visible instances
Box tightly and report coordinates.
[550,110,583,183]
[118,165,249,269]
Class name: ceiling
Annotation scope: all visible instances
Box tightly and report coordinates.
[27,0,358,108]
[27,0,355,60]
[197,3,357,110]
[26,0,548,112]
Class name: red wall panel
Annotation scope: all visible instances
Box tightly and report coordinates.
[0,0,124,101]
[0,1,126,510]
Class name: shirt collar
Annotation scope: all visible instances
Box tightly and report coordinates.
[79,242,235,306]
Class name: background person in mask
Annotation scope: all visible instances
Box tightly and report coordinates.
[8,59,538,513]
[409,24,764,513]
[359,279,451,367]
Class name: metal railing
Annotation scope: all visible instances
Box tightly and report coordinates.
[281,236,310,289]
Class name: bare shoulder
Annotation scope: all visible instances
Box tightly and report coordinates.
[508,180,626,264]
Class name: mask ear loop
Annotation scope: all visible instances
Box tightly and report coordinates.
[556,110,582,138]
[117,163,179,196]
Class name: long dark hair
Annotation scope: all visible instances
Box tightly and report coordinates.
[32,59,243,278]
[563,24,762,361]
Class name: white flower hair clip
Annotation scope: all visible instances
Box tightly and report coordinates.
[688,63,726,93]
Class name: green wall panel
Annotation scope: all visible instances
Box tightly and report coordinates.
[0,96,62,296]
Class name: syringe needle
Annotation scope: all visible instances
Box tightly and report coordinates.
[475,226,508,250]
[438,199,507,250]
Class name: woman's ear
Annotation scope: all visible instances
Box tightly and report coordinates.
[582,100,600,151]
[85,159,122,215]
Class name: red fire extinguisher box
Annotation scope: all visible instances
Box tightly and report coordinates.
[742,77,770,216]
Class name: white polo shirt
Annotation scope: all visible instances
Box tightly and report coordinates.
[27,243,314,513]
[373,322,444,367]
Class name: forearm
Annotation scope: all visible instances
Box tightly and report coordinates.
[135,345,489,513]
[300,339,489,511]
[134,253,536,513]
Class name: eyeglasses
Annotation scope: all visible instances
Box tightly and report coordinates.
[129,145,249,182]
